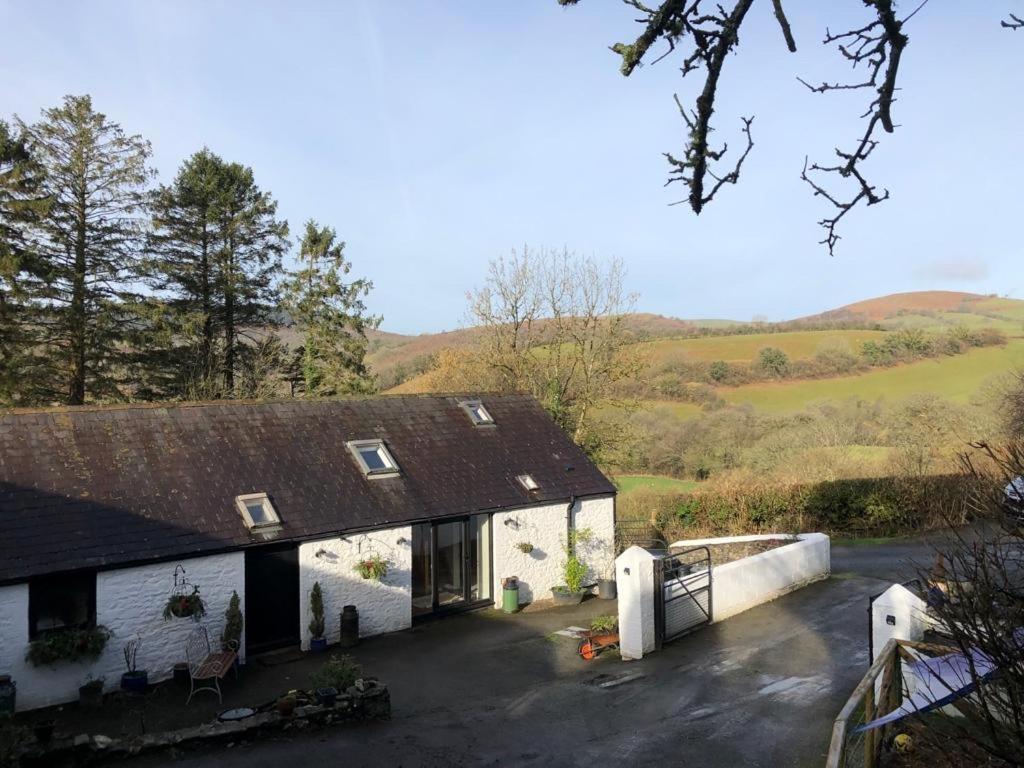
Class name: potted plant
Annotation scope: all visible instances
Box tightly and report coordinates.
[308,582,327,652]
[314,686,338,707]
[221,590,243,656]
[276,693,297,717]
[353,553,388,581]
[163,585,206,621]
[26,626,111,667]
[78,676,104,709]
[32,719,55,744]
[551,527,593,606]
[120,637,148,694]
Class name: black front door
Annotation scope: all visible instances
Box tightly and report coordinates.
[245,545,300,653]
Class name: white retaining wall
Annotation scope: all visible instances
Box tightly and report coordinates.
[670,533,831,622]
[0,552,245,712]
[297,526,413,649]
[492,495,615,605]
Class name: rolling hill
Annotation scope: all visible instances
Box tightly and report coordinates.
[372,291,1024,399]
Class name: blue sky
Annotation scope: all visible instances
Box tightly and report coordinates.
[1,1,1021,334]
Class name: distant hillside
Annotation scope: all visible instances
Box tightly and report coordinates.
[368,290,1024,389]
[809,291,986,321]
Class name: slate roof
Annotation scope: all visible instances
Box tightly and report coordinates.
[0,394,615,583]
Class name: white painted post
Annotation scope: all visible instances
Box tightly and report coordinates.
[616,546,658,660]
[871,584,928,664]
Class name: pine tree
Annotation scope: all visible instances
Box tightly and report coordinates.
[146,150,288,398]
[20,95,153,405]
[215,163,288,395]
[0,119,49,404]
[281,220,378,396]
[146,149,234,398]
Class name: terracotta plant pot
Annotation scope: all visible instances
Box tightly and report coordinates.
[276,695,297,717]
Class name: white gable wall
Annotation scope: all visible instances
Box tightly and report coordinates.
[297,526,413,649]
[0,551,244,712]
[492,494,615,605]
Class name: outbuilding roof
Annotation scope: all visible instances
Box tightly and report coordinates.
[0,394,614,583]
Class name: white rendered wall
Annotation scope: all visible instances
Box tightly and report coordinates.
[573,495,616,584]
[615,546,658,660]
[491,495,615,605]
[871,583,928,664]
[0,552,245,712]
[297,526,412,649]
[670,533,831,622]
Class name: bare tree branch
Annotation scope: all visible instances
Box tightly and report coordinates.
[798,0,911,255]
[1004,13,1024,30]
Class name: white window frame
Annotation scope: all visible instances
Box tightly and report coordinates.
[458,399,495,426]
[347,439,401,478]
[235,492,281,530]
[517,474,539,492]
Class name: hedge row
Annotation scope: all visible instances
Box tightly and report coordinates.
[617,474,979,544]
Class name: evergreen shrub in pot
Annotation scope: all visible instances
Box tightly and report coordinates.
[308,582,327,652]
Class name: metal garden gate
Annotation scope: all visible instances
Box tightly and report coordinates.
[654,545,712,647]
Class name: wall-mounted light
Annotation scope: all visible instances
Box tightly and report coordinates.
[396,537,409,546]
[315,548,328,559]
[503,517,520,530]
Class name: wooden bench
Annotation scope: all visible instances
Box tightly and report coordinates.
[185,625,237,704]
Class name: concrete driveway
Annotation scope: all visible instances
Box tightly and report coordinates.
[129,536,933,768]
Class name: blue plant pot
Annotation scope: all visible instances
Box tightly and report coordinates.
[310,637,328,653]
[120,671,148,694]
[315,686,338,707]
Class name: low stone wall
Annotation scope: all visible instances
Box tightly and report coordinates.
[670,533,831,622]
[11,682,389,767]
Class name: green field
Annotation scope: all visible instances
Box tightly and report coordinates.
[718,339,1024,413]
[640,329,888,364]
[614,474,698,495]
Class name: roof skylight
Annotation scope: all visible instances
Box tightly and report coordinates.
[235,493,281,530]
[517,474,539,492]
[347,439,401,478]
[459,399,495,426]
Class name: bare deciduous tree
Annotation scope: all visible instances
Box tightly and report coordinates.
[560,1,1019,254]
[466,247,642,454]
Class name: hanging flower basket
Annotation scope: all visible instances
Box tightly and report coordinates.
[353,554,388,581]
[163,586,206,621]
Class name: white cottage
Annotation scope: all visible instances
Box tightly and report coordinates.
[0,394,616,711]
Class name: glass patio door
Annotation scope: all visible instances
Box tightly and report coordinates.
[411,515,491,617]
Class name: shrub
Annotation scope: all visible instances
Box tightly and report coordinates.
[222,591,244,651]
[590,615,618,634]
[308,582,326,640]
[757,347,790,378]
[311,654,361,692]
[708,360,731,382]
[620,473,976,543]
